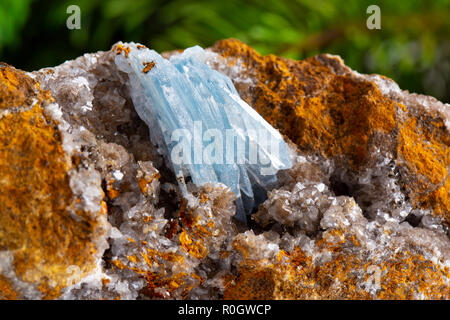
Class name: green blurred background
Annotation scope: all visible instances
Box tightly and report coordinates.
[0,0,449,102]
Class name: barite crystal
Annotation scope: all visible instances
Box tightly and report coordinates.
[0,39,448,300]
[114,43,292,221]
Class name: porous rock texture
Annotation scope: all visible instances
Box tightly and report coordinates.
[0,39,449,300]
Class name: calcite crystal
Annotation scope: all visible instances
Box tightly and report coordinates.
[0,39,448,300]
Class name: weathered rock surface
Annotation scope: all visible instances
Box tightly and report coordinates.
[0,64,109,299]
[0,39,448,300]
[210,39,449,226]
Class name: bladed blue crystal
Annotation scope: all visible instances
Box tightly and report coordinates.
[115,43,292,221]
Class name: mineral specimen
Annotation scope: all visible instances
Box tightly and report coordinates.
[114,43,292,221]
[0,39,448,300]
[0,64,109,299]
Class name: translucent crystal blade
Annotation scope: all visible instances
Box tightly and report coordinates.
[115,43,292,221]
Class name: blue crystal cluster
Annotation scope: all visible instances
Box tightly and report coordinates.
[115,43,292,221]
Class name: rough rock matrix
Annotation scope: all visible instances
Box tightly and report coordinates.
[0,39,448,300]
[114,43,292,222]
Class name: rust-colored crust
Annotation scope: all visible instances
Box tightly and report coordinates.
[211,38,449,223]
[142,61,155,73]
[212,39,396,168]
[397,117,449,220]
[225,230,450,300]
[0,275,19,300]
[0,64,102,298]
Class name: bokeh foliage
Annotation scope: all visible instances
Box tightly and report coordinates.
[0,0,449,101]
